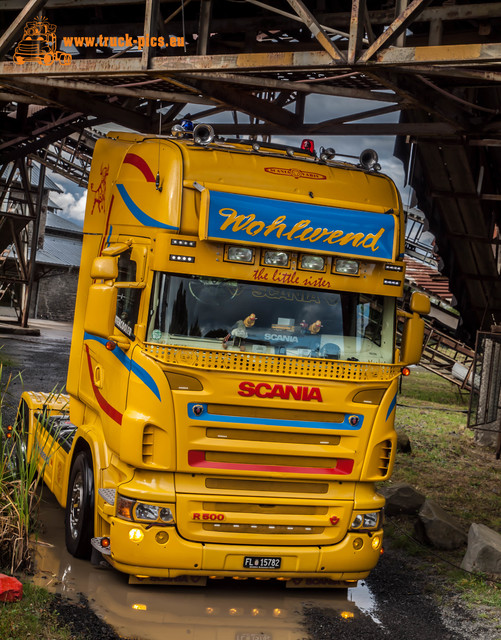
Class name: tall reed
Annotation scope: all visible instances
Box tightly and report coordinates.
[0,364,65,573]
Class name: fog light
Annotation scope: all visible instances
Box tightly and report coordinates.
[335,259,359,275]
[227,246,254,263]
[129,528,144,542]
[155,530,169,544]
[132,603,147,611]
[263,250,289,267]
[371,535,382,551]
[353,537,363,550]
[300,254,325,271]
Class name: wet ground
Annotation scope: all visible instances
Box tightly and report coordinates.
[1,320,497,639]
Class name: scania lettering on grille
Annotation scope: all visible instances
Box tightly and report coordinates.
[192,512,225,521]
[238,381,323,402]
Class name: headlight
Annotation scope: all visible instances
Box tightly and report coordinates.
[263,250,289,267]
[227,246,254,263]
[300,255,325,271]
[117,494,175,525]
[350,511,380,530]
[335,259,359,275]
[135,503,159,521]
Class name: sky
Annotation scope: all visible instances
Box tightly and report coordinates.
[49,93,413,224]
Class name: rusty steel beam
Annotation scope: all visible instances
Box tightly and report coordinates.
[309,104,404,133]
[0,41,500,79]
[348,0,366,65]
[176,71,399,102]
[0,78,152,132]
[358,0,434,63]
[6,75,215,105]
[0,0,48,59]
[285,0,346,63]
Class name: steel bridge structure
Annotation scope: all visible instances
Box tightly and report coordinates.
[0,0,500,338]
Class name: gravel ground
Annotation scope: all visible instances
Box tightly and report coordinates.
[302,549,498,640]
[47,594,129,640]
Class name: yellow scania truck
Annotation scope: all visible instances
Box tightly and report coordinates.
[19,123,429,585]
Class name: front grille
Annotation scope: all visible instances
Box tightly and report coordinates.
[205,478,329,494]
[144,343,401,381]
[203,524,324,535]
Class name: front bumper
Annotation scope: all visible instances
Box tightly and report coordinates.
[105,517,383,580]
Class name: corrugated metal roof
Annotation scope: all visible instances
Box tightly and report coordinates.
[404,255,453,303]
[36,234,82,267]
[46,211,83,234]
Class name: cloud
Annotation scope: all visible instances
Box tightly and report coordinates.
[51,189,87,223]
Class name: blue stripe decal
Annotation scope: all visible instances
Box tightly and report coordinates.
[105,224,112,248]
[188,403,362,431]
[116,184,179,230]
[84,332,161,401]
[386,394,397,421]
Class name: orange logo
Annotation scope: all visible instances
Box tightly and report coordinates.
[264,167,326,180]
[14,16,72,66]
[89,164,109,215]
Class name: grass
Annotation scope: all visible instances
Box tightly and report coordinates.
[0,583,72,640]
[389,367,501,612]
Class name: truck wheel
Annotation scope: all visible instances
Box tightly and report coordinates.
[65,451,94,559]
[43,52,54,66]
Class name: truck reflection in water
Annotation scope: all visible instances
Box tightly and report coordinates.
[32,493,381,640]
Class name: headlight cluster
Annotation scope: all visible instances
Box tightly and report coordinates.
[117,494,175,525]
[349,511,381,531]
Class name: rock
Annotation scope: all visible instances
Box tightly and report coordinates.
[397,432,412,453]
[414,499,467,550]
[380,483,426,516]
[0,574,23,602]
[461,523,501,576]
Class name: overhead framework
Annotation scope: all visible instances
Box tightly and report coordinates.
[0,0,500,338]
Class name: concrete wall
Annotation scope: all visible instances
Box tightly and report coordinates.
[33,269,79,322]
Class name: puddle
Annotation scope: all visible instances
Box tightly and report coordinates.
[31,492,382,640]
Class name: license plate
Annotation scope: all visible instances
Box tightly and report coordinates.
[243,556,281,569]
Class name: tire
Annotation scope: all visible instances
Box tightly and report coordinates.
[43,52,54,66]
[65,451,95,559]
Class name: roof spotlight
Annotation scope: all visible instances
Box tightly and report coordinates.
[171,124,184,138]
[320,147,335,161]
[359,149,379,170]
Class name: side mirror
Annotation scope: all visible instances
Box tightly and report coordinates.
[84,256,118,338]
[90,256,118,280]
[400,292,430,365]
[410,291,430,315]
[84,284,117,339]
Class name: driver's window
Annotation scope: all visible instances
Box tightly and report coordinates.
[115,249,141,338]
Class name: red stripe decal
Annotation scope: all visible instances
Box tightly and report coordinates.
[124,153,155,182]
[99,193,115,255]
[85,345,123,425]
[188,451,353,476]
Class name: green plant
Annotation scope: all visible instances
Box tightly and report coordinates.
[1,365,66,572]
[0,582,72,640]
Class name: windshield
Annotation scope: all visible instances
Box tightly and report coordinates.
[147,274,395,363]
